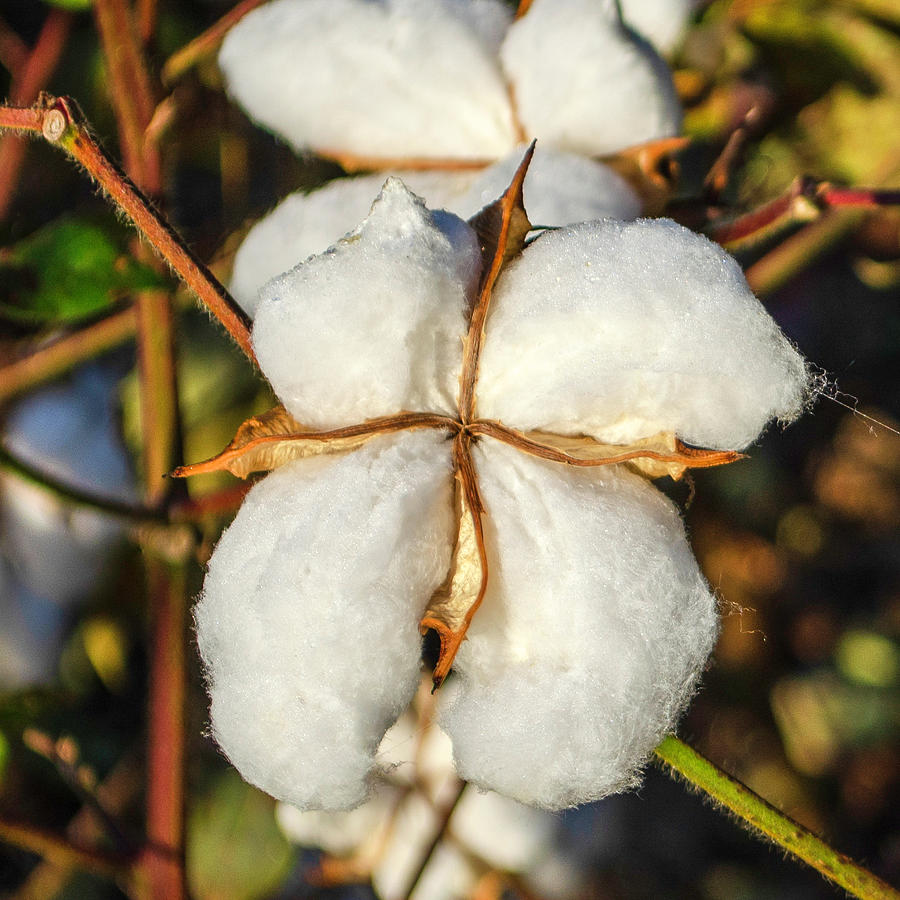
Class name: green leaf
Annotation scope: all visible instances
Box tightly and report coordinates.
[0,217,165,326]
[43,0,93,10]
[187,769,296,900]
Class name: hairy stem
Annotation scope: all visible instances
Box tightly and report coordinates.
[654,736,900,899]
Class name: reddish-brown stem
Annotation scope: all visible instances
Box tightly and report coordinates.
[745,209,868,297]
[137,0,158,46]
[162,0,268,85]
[136,290,182,505]
[0,817,131,881]
[0,10,72,219]
[0,307,138,404]
[0,105,42,132]
[3,97,255,361]
[708,177,900,253]
[707,176,821,251]
[93,0,159,193]
[0,14,29,76]
[141,560,188,900]
[171,482,251,521]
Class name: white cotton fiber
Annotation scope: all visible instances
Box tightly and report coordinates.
[252,179,480,426]
[476,218,810,450]
[620,0,695,54]
[230,149,641,315]
[500,0,682,155]
[439,442,718,809]
[219,0,517,158]
[457,146,643,227]
[230,172,478,316]
[196,429,455,810]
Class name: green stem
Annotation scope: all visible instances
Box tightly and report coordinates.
[654,736,900,899]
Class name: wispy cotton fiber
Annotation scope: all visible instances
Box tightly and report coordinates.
[477,218,810,450]
[252,179,480,427]
[230,150,641,315]
[439,442,718,809]
[218,0,517,158]
[500,0,682,156]
[196,430,454,810]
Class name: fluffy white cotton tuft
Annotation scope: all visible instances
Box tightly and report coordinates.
[500,0,682,155]
[230,172,478,316]
[439,442,718,809]
[477,217,810,450]
[620,0,695,54]
[230,148,640,315]
[196,430,455,810]
[459,146,643,227]
[252,179,480,426]
[219,0,516,158]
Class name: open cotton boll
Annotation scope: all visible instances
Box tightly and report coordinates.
[230,172,478,316]
[477,218,810,451]
[253,179,480,427]
[620,0,695,54]
[439,442,718,809]
[197,430,455,810]
[219,0,516,158]
[500,0,682,156]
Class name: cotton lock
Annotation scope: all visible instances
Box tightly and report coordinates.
[195,178,810,812]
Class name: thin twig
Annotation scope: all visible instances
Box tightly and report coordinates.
[0,307,138,405]
[0,816,131,881]
[0,14,29,77]
[141,560,188,900]
[93,0,159,193]
[22,731,135,856]
[136,0,158,46]
[0,445,167,524]
[401,780,468,900]
[654,736,900,900]
[0,10,72,220]
[162,0,267,86]
[0,98,255,361]
[13,752,142,900]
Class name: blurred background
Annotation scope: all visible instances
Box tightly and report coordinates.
[0,0,897,897]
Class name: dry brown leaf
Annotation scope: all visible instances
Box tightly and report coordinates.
[420,438,487,690]
[171,406,457,479]
[471,422,744,481]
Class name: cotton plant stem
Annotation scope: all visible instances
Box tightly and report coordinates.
[0,10,72,220]
[746,208,868,297]
[0,445,166,524]
[0,817,131,882]
[0,98,255,361]
[141,559,188,900]
[161,0,268,85]
[93,0,159,192]
[654,736,900,899]
[400,780,468,900]
[0,306,138,404]
[14,753,143,900]
[136,0,158,46]
[0,14,29,75]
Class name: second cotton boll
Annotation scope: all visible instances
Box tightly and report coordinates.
[195,179,810,812]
